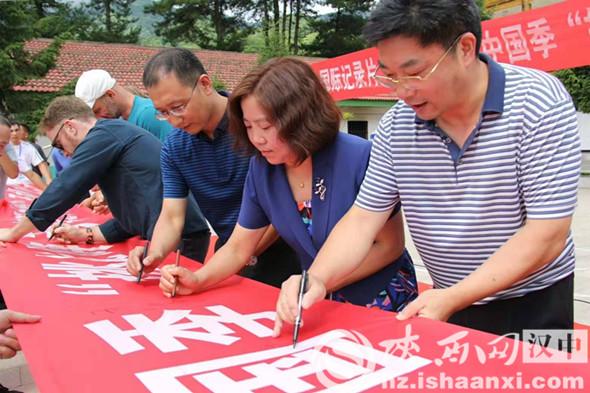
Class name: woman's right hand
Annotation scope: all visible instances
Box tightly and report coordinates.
[159,265,201,297]
[273,273,327,337]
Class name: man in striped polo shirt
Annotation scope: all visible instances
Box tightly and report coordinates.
[126,48,300,288]
[275,0,581,337]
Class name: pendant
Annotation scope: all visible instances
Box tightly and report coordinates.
[314,177,326,201]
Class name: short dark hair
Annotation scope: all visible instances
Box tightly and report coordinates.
[363,0,482,54]
[143,48,207,88]
[228,57,341,164]
[18,123,30,135]
[39,96,94,134]
[0,116,10,128]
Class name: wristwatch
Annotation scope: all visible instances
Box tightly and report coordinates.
[85,227,94,245]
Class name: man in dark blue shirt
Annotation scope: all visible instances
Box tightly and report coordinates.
[127,48,300,287]
[0,96,210,263]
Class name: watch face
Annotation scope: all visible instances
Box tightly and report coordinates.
[247,256,258,266]
[85,227,94,244]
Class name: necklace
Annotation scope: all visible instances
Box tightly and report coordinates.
[298,182,305,188]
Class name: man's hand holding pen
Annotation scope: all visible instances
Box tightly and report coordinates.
[127,242,164,279]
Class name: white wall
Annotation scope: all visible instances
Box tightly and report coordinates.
[578,112,590,152]
[338,105,390,138]
[339,106,590,152]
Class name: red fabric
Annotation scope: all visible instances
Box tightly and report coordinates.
[312,0,590,101]
[0,185,587,392]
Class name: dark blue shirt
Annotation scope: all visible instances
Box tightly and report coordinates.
[27,119,209,243]
[161,114,250,245]
[51,148,71,173]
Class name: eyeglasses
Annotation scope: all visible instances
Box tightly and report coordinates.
[371,34,464,94]
[50,118,70,151]
[155,77,200,121]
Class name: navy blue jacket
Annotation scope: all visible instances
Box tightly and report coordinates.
[239,132,405,304]
[27,119,208,243]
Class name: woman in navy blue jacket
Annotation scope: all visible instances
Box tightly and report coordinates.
[159,57,417,311]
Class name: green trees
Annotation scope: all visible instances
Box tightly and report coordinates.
[143,0,318,55]
[303,1,374,58]
[2,0,588,125]
[555,67,590,113]
[0,1,61,115]
[145,0,251,50]
[27,0,140,43]
[81,0,141,43]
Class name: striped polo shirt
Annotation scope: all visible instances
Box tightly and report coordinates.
[356,55,581,303]
[161,113,250,245]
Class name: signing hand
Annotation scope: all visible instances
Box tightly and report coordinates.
[50,223,86,244]
[159,265,201,298]
[127,246,164,277]
[273,273,327,337]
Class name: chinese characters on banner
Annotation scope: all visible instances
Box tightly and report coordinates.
[0,185,587,392]
[312,0,590,101]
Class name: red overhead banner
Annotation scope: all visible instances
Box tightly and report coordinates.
[313,0,590,101]
[0,185,588,392]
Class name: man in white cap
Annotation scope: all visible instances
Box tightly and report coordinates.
[75,69,172,142]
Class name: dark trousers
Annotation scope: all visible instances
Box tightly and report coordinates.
[239,237,301,288]
[179,229,211,263]
[447,273,574,337]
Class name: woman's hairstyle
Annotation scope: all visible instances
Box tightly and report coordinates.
[228,57,341,164]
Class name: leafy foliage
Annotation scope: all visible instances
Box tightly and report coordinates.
[81,0,141,44]
[554,67,590,113]
[145,0,252,51]
[5,81,76,137]
[303,1,374,58]
[0,0,62,116]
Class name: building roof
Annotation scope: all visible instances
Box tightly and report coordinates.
[16,39,394,101]
[16,39,267,93]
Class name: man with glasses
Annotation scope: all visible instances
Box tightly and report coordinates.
[0,96,211,265]
[127,48,300,288]
[275,0,580,338]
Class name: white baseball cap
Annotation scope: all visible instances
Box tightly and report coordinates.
[75,69,117,109]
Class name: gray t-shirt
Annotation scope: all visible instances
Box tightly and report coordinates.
[0,144,17,199]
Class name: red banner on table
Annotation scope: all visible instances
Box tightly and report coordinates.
[0,185,588,392]
[313,0,590,101]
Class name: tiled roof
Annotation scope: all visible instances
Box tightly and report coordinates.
[16,39,393,101]
[15,39,271,93]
